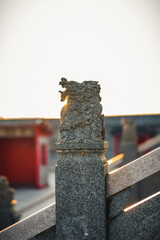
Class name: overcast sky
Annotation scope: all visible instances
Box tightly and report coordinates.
[0,0,160,118]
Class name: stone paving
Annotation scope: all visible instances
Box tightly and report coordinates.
[14,171,55,219]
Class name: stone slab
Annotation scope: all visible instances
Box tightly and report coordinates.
[55,150,107,240]
[0,203,56,240]
[109,191,160,240]
[29,226,56,240]
[107,147,160,197]
[108,187,131,219]
[56,141,108,150]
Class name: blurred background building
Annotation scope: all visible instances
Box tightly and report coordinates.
[0,119,53,188]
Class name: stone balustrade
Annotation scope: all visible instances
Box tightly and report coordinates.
[0,203,56,240]
[107,146,160,197]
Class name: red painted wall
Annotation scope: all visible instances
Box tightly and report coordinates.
[114,135,121,156]
[0,124,52,188]
[0,137,36,187]
[33,126,49,188]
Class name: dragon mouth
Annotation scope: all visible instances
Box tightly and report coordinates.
[59,78,68,88]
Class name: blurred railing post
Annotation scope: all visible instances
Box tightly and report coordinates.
[55,78,108,240]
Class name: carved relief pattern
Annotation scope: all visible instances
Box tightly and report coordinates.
[59,78,104,143]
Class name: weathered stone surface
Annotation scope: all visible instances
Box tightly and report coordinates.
[108,187,131,219]
[55,148,108,240]
[0,203,56,240]
[107,147,160,197]
[56,141,108,150]
[29,226,56,240]
[109,192,160,240]
[56,79,108,240]
[58,78,105,143]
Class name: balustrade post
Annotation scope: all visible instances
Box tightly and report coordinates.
[55,78,108,240]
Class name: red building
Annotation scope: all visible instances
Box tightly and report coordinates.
[0,119,53,188]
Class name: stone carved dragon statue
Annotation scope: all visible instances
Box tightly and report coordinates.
[58,78,105,143]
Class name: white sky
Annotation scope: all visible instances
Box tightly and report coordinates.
[0,0,160,118]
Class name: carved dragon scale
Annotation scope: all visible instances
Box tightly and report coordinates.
[58,78,105,143]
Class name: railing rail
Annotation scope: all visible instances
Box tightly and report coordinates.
[107,147,160,197]
[138,134,160,153]
[0,203,56,240]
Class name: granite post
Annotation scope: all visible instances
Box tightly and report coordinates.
[55,78,108,240]
[120,118,138,164]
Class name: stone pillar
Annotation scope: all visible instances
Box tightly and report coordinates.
[120,118,138,164]
[55,78,108,240]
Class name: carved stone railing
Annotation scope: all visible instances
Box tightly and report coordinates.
[107,147,160,197]
[0,203,56,240]
[108,190,160,240]
[1,147,160,240]
[56,78,107,240]
[108,147,160,240]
